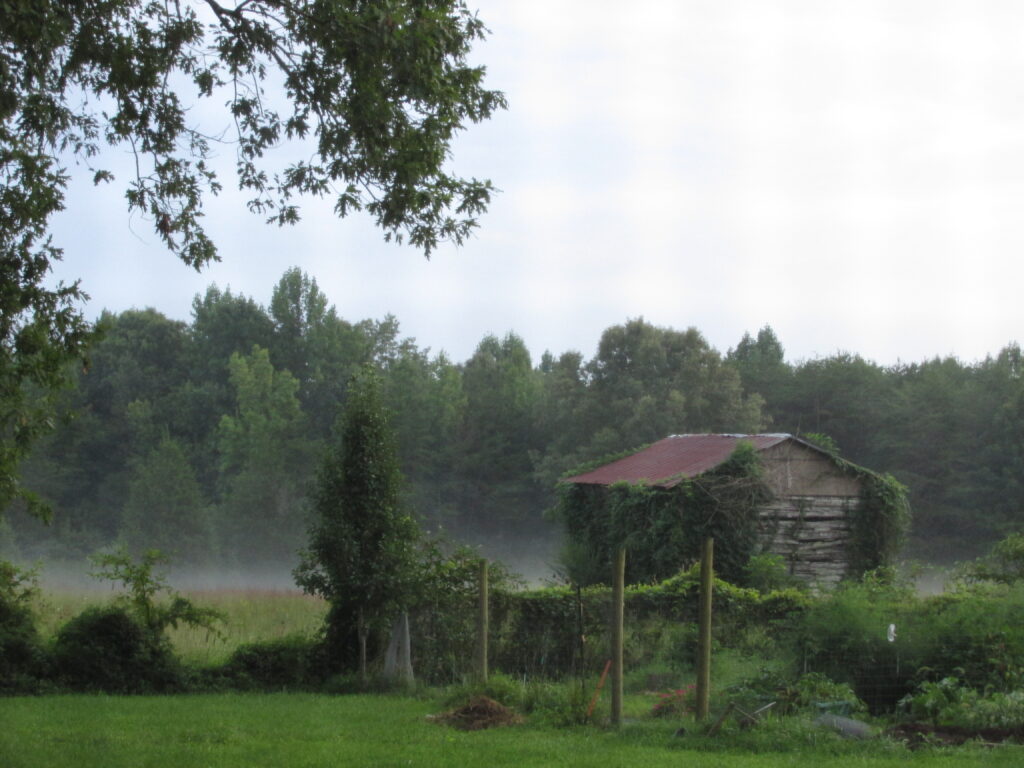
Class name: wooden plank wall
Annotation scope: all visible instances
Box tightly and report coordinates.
[758,495,854,584]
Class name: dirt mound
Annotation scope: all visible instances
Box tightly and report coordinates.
[431,696,524,731]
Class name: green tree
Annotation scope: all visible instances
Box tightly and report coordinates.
[295,365,420,678]
[381,342,464,528]
[268,268,371,426]
[581,318,764,455]
[217,346,313,563]
[727,325,792,421]
[0,0,504,516]
[12,309,194,549]
[456,333,543,533]
[121,436,211,562]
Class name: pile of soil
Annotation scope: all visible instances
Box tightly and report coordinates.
[887,722,1024,748]
[430,696,524,731]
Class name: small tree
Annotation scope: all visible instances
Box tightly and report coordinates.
[295,366,420,679]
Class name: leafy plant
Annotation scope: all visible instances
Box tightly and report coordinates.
[52,604,182,693]
[219,635,320,691]
[0,561,45,691]
[90,547,223,636]
[956,532,1024,585]
[899,677,1024,730]
[50,547,224,693]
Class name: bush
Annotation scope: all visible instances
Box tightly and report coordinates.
[900,677,1024,730]
[794,572,1024,712]
[52,605,182,693]
[0,562,46,692]
[744,554,800,593]
[220,635,321,690]
[793,579,920,711]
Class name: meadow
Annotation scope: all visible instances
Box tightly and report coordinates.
[34,587,328,665]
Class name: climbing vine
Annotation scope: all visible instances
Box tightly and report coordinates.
[847,470,911,576]
[555,441,773,586]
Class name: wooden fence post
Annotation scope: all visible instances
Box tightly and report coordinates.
[696,537,714,720]
[477,558,489,683]
[611,546,626,726]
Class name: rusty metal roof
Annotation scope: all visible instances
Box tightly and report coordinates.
[564,434,793,488]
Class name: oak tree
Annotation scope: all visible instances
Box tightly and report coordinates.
[0,0,505,514]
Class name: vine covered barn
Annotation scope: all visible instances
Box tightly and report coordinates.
[564,434,904,584]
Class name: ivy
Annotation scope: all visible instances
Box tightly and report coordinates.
[810,446,911,577]
[555,441,772,586]
[556,438,911,587]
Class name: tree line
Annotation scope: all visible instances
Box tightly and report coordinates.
[3,269,1021,567]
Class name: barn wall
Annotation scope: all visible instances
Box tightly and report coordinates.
[756,441,862,584]
[758,495,854,584]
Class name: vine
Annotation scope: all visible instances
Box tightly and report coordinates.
[555,441,773,586]
[796,435,911,577]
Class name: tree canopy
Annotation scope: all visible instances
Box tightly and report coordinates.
[0,0,505,515]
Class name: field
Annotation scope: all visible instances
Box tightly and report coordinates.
[3,693,1023,768]
[34,587,328,665]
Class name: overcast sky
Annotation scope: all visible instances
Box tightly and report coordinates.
[48,0,1024,366]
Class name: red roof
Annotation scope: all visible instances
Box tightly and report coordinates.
[564,434,792,488]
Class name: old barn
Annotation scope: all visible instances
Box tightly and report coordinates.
[561,433,908,585]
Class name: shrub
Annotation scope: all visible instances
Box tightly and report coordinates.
[793,579,920,711]
[744,554,799,593]
[52,605,182,693]
[220,635,321,690]
[899,677,1024,730]
[0,562,46,692]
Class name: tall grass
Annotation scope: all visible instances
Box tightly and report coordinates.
[33,588,327,665]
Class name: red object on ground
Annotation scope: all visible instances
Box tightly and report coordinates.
[586,659,613,720]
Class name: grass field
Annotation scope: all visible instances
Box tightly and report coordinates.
[3,693,1023,768]
[34,588,328,665]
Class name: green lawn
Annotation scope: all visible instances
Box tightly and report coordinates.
[2,694,1021,768]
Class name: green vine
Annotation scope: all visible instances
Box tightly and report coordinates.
[796,435,911,577]
[555,441,773,586]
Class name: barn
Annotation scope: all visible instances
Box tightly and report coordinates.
[561,433,909,585]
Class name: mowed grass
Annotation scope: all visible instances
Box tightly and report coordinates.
[2,693,1021,768]
[34,588,328,665]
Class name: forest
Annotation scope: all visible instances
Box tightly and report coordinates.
[3,266,1022,573]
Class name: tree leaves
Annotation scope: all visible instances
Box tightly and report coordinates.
[0,0,504,516]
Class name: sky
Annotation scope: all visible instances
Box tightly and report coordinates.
[48,0,1024,366]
